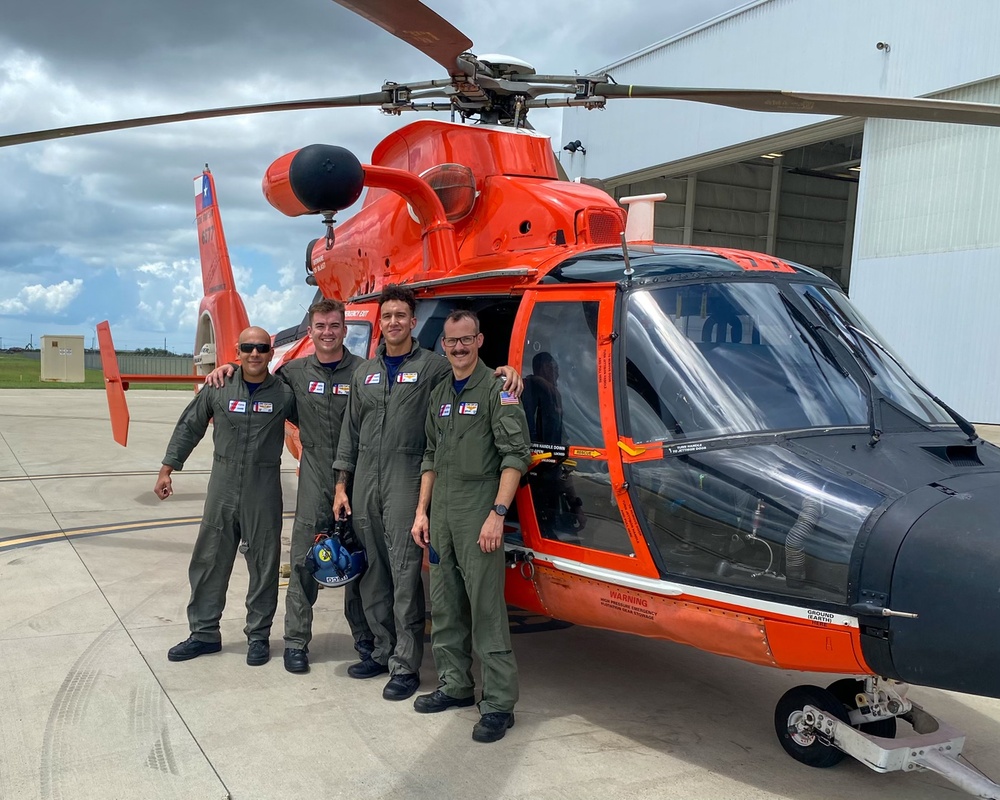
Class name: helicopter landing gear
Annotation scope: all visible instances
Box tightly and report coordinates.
[826,677,898,738]
[774,684,850,767]
[773,678,1000,799]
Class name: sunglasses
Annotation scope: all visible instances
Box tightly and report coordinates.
[239,342,272,354]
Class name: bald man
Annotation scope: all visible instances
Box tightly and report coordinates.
[155,326,298,667]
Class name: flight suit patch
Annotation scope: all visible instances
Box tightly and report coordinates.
[253,401,273,413]
[334,383,351,394]
[458,402,479,415]
[229,400,247,413]
[439,403,452,417]
[365,373,382,384]
[308,381,325,394]
[397,372,418,383]
[500,391,519,405]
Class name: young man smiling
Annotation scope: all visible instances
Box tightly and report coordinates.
[333,286,522,703]
[205,299,374,674]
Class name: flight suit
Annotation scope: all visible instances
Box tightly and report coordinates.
[277,352,372,652]
[163,369,297,644]
[333,338,451,676]
[421,359,531,714]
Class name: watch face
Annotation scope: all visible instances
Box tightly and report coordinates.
[494,504,508,516]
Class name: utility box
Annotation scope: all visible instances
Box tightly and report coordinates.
[40,335,86,382]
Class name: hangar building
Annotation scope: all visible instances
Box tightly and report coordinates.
[561,0,1000,422]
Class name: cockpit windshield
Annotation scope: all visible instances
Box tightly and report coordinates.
[624,280,951,442]
[790,284,953,426]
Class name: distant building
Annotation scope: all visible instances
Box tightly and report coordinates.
[562,0,1000,422]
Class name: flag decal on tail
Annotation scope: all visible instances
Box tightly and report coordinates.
[195,174,214,212]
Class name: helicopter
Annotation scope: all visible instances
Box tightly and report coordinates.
[9,0,1000,795]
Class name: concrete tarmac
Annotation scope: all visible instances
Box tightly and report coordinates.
[2,388,1000,800]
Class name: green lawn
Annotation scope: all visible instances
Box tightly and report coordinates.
[0,354,190,390]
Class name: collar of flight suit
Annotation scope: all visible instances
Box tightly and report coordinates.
[302,347,357,375]
[375,336,420,362]
[233,365,278,392]
[450,358,493,396]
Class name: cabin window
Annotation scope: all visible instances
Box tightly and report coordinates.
[345,322,372,358]
[521,299,633,555]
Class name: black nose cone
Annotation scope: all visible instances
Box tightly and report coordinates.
[886,477,1000,697]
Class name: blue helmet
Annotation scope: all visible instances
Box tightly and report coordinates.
[308,520,366,588]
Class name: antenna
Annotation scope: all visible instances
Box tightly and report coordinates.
[619,232,634,286]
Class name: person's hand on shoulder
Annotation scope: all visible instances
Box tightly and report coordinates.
[204,363,236,389]
[494,365,523,397]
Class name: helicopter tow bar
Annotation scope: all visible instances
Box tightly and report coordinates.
[776,681,1000,798]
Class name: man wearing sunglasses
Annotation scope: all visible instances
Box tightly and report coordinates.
[154,326,297,668]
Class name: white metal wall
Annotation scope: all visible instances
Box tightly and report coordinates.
[852,77,1000,422]
[567,0,1000,421]
[562,0,1000,183]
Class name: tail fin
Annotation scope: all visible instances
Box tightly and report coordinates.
[193,168,250,374]
[97,321,130,446]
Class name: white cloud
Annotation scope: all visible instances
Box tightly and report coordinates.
[0,278,83,314]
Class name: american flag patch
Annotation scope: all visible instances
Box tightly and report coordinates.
[500,391,519,405]
[365,373,381,385]
[252,401,273,413]
[229,400,247,413]
[308,381,325,394]
[334,384,351,395]
[458,402,479,415]
[439,403,452,417]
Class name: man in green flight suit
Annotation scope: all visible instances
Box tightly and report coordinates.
[204,298,374,674]
[411,309,531,743]
[333,285,521,703]
[155,326,297,667]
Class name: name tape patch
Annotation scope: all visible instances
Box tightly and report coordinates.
[458,402,479,415]
[253,401,273,413]
[334,384,351,395]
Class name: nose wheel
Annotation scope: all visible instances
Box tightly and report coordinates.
[773,680,1000,799]
[774,684,851,768]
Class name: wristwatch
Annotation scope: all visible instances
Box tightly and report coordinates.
[491,503,508,516]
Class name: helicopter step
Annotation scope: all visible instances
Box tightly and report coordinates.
[776,679,1000,798]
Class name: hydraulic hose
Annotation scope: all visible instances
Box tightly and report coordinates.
[786,475,821,585]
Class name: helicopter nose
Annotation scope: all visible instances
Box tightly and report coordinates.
[863,475,1000,698]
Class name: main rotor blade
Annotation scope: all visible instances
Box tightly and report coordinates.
[332,0,473,76]
[596,86,1000,127]
[0,93,391,148]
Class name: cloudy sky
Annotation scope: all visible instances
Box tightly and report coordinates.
[0,0,741,352]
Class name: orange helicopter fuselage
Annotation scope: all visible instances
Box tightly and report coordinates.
[263,119,872,681]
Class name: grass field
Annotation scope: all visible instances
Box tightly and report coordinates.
[0,354,191,390]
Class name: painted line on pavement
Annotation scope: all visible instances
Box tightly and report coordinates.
[0,512,296,552]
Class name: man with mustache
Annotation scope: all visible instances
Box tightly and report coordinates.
[411,309,531,742]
